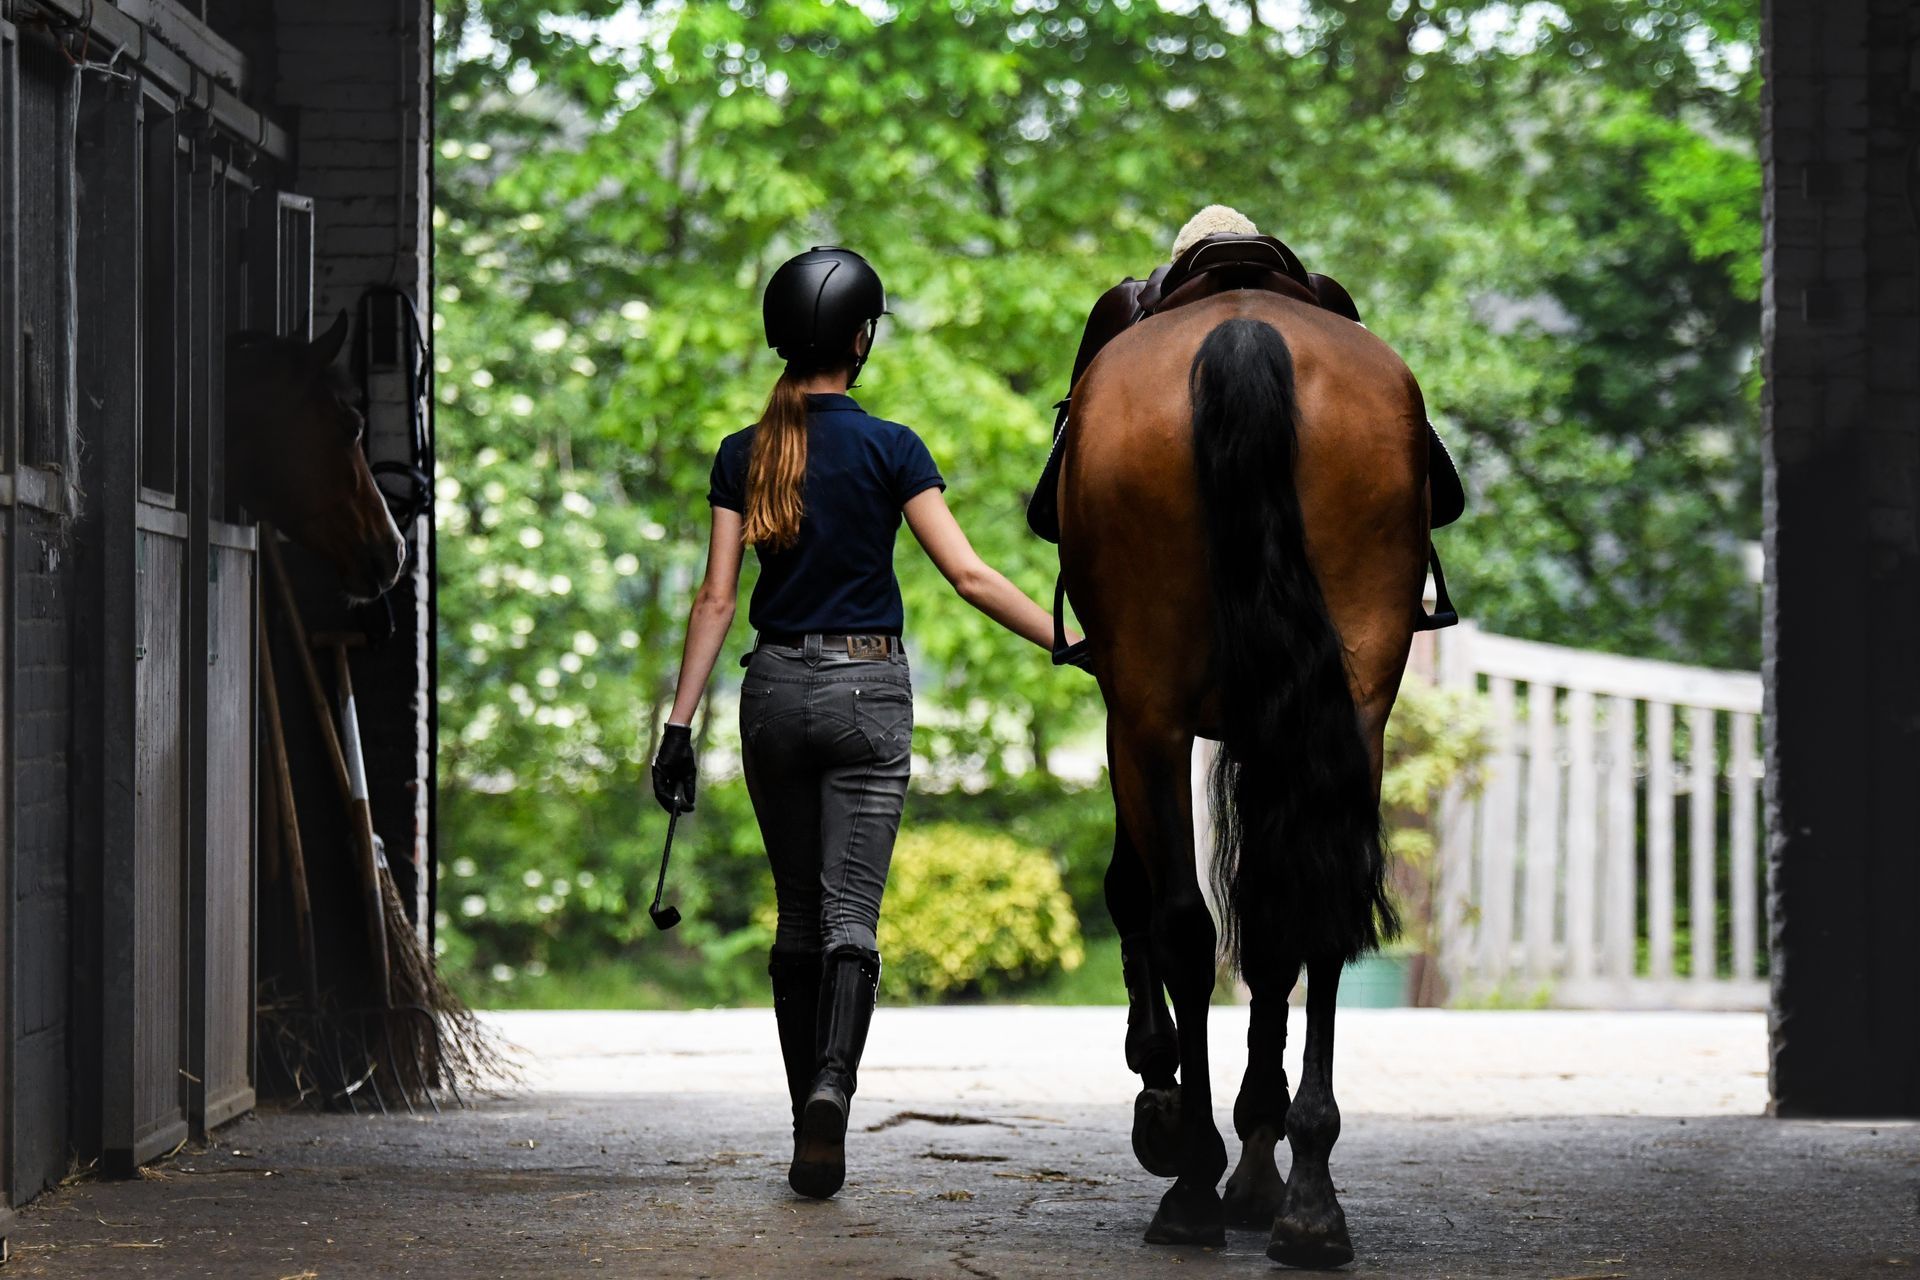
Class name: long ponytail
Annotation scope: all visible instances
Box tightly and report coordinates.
[743,367,810,551]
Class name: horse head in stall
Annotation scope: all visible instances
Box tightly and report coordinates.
[227,312,407,601]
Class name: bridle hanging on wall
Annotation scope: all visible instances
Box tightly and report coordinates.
[349,285,433,640]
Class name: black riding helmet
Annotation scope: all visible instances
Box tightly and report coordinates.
[763,247,887,377]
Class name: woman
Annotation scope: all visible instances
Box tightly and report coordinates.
[650,246,1077,1200]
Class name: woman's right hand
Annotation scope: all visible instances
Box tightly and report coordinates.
[651,723,697,813]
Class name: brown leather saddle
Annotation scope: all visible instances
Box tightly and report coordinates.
[1142,233,1363,320]
[1031,234,1462,645]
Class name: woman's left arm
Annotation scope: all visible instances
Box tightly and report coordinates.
[667,506,746,726]
[903,488,1074,651]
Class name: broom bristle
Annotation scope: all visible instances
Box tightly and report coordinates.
[376,867,521,1099]
[256,872,521,1111]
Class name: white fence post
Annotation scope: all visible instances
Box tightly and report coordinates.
[1688,704,1718,984]
[1646,700,1676,982]
[1564,689,1598,981]
[1730,713,1759,982]
[1481,675,1519,983]
[1603,695,1637,984]
[1523,684,1560,979]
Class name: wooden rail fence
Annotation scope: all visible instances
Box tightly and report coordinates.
[1433,625,1766,1010]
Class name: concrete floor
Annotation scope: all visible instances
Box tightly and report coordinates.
[11,1009,1918,1277]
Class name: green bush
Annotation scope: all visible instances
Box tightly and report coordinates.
[877,823,1085,1000]
[904,776,1117,939]
[1382,678,1491,866]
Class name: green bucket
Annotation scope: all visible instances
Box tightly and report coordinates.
[1337,953,1413,1008]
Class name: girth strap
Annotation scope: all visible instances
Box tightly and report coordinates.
[1052,571,1090,667]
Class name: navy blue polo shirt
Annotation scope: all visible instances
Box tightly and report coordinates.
[707,393,945,636]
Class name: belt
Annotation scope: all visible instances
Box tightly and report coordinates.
[755,632,904,659]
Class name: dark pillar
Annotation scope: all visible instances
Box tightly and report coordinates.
[1763,0,1920,1116]
[271,0,436,935]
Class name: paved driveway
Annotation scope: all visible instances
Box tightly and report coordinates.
[12,1009,1916,1278]
[503,1006,1771,1116]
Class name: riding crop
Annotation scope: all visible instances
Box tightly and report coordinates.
[649,809,684,931]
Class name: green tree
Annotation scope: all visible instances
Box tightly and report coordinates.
[431,0,1761,1001]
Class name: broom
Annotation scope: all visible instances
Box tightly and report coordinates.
[261,528,514,1103]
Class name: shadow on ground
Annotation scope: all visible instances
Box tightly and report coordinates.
[11,1088,1917,1277]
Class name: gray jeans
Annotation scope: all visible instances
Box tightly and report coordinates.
[740,639,914,954]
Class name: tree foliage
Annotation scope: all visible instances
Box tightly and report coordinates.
[431,0,1760,998]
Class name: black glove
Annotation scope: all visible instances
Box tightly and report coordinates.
[651,723,697,814]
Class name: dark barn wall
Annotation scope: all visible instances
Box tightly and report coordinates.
[1763,0,1920,1115]
[270,0,435,933]
[13,512,72,1199]
[3,27,80,1203]
[0,0,431,1217]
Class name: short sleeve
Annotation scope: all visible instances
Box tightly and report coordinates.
[892,428,946,506]
[707,436,746,512]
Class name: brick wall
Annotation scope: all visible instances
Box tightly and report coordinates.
[13,512,70,1199]
[1763,0,1920,1115]
[270,0,434,922]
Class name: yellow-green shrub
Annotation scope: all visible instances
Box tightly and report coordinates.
[1382,680,1491,866]
[877,824,1084,1000]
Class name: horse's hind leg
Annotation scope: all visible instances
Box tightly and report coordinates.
[1105,828,1181,1177]
[1267,956,1354,1268]
[1110,718,1227,1246]
[1223,931,1300,1228]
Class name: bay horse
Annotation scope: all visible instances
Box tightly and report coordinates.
[1060,290,1428,1265]
[227,312,407,601]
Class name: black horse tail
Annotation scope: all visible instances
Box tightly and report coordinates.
[1189,318,1396,968]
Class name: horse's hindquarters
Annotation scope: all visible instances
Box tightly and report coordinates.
[1061,293,1426,731]
[1058,317,1214,726]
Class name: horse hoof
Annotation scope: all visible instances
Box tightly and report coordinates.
[1144,1182,1226,1247]
[1223,1124,1286,1228]
[1222,1176,1284,1229]
[1266,1233,1355,1270]
[1131,1087,1183,1178]
[1266,1197,1353,1269]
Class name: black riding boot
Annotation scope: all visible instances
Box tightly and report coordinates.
[789,947,881,1199]
[767,951,822,1137]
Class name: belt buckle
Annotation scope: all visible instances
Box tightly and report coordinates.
[846,635,887,661]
